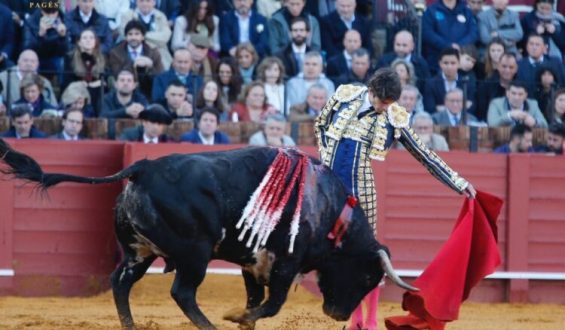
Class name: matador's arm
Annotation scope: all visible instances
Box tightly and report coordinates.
[398,127,469,194]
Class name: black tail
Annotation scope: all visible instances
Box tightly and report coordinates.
[0,138,141,189]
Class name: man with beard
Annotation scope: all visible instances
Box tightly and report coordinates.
[109,20,164,97]
[535,123,565,155]
[219,0,269,57]
[268,0,321,54]
[493,123,534,153]
[101,69,148,119]
[275,16,311,78]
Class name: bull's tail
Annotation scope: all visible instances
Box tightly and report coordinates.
[0,138,141,189]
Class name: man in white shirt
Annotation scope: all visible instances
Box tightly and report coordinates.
[433,88,479,126]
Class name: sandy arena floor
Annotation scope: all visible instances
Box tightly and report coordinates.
[0,274,563,330]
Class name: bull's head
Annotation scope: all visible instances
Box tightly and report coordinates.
[317,245,418,321]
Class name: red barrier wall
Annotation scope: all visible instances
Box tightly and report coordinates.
[1,141,564,303]
[0,140,124,296]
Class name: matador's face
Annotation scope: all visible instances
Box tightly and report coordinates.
[368,90,392,114]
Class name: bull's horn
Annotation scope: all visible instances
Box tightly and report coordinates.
[377,249,419,292]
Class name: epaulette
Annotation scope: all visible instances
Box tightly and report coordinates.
[387,102,410,128]
[334,84,367,103]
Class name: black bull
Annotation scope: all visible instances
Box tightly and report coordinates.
[0,140,417,330]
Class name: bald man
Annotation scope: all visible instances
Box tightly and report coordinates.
[0,49,57,106]
[326,29,362,81]
[375,30,431,91]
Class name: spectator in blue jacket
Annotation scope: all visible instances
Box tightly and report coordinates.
[520,0,565,62]
[23,3,70,81]
[219,0,269,58]
[180,107,230,144]
[65,0,113,54]
[422,0,478,74]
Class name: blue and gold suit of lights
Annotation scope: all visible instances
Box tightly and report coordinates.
[315,84,469,231]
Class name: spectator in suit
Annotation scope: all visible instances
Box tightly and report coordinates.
[477,51,518,121]
[172,0,220,53]
[215,57,243,105]
[65,0,113,54]
[535,122,565,155]
[179,107,230,144]
[407,112,449,151]
[421,0,478,74]
[119,103,174,143]
[268,0,320,54]
[0,50,57,107]
[545,88,565,124]
[432,88,479,126]
[285,51,335,108]
[477,0,522,55]
[0,104,47,138]
[424,48,476,114]
[249,113,295,146]
[487,80,548,128]
[119,0,173,69]
[288,83,328,122]
[219,0,269,58]
[334,48,372,86]
[230,81,277,123]
[516,33,565,95]
[63,29,109,116]
[256,0,282,19]
[152,47,203,104]
[274,16,312,79]
[194,79,228,121]
[101,69,148,118]
[23,2,70,81]
[109,20,164,98]
[376,30,431,91]
[94,0,130,33]
[520,0,565,62]
[493,123,533,153]
[236,42,259,84]
[326,29,361,83]
[256,56,285,114]
[162,80,194,119]
[320,0,370,57]
[50,108,84,141]
[187,33,218,79]
[0,3,15,72]
[13,74,58,117]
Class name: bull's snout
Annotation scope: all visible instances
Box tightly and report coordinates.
[322,303,350,321]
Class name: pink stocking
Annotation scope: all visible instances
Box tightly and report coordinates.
[364,286,380,330]
[348,302,364,330]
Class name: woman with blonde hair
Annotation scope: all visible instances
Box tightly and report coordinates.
[235,42,259,85]
[60,81,95,118]
[13,74,57,117]
[256,56,286,114]
[64,29,108,116]
[229,81,277,123]
[391,58,417,87]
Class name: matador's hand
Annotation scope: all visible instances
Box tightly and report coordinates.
[463,183,477,199]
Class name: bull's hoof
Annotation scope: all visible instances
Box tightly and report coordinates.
[223,307,250,323]
[223,308,256,329]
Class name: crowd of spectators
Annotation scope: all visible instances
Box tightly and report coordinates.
[0,0,563,152]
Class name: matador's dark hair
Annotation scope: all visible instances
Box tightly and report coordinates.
[367,68,402,103]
